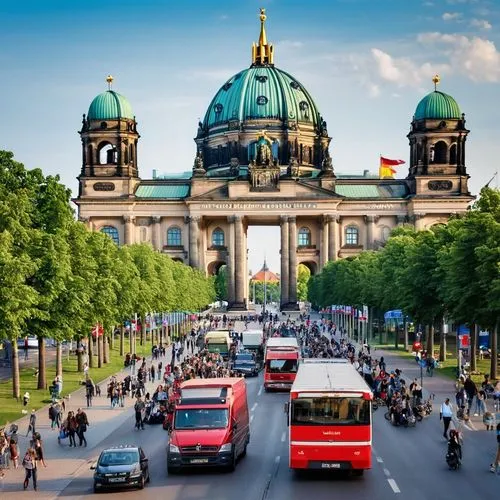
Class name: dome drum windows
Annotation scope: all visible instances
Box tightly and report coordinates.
[222,81,233,91]
[256,95,268,105]
[345,226,359,246]
[214,103,224,114]
[255,75,268,83]
[211,228,225,247]
[290,81,301,90]
[167,226,182,247]
[100,225,119,245]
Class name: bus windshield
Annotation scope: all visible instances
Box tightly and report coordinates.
[266,359,298,373]
[291,397,370,426]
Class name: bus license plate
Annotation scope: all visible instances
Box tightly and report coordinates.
[190,458,209,464]
[309,461,348,470]
[321,463,341,469]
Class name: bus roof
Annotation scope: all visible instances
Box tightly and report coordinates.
[291,361,372,394]
[181,377,243,389]
[266,349,299,360]
[266,337,299,349]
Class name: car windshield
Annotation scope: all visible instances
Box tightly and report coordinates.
[236,354,253,362]
[174,409,229,430]
[99,450,139,466]
[291,397,371,426]
[267,359,298,373]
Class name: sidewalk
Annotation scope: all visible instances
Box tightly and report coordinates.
[0,341,184,497]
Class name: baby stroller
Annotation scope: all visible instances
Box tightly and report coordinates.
[144,401,164,424]
[446,430,462,470]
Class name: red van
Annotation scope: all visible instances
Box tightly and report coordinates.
[167,378,250,473]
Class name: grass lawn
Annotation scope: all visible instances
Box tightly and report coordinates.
[372,339,494,384]
[0,341,152,428]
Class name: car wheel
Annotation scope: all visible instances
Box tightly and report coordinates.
[139,474,145,489]
[146,469,151,483]
[227,448,237,472]
[93,482,100,494]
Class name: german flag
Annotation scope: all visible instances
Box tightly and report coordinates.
[379,156,405,179]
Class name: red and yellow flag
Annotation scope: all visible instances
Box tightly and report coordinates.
[379,156,405,179]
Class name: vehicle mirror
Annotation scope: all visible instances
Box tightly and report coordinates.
[141,458,148,463]
[232,419,238,431]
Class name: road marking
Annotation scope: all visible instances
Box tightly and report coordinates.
[281,431,286,442]
[258,386,263,396]
[383,468,391,477]
[251,402,258,412]
[275,455,281,464]
[387,478,401,493]
[376,456,384,463]
[250,415,254,423]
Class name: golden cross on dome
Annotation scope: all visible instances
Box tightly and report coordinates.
[251,8,274,65]
[106,75,114,90]
[432,74,440,91]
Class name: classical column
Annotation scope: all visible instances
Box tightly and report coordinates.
[288,216,298,306]
[320,216,329,268]
[188,216,201,269]
[123,215,135,245]
[280,216,289,307]
[364,215,378,250]
[413,213,426,231]
[227,216,236,305]
[396,215,407,226]
[234,216,245,306]
[151,216,161,251]
[327,215,339,261]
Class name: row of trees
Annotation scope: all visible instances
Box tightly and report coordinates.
[0,151,215,398]
[308,187,500,378]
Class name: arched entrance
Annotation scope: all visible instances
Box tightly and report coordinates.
[299,260,317,275]
[207,260,226,276]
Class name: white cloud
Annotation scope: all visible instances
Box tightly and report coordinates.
[417,32,500,82]
[422,1,434,6]
[370,48,450,87]
[276,40,304,49]
[470,18,492,30]
[442,12,462,21]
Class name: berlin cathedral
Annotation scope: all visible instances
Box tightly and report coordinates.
[75,9,473,311]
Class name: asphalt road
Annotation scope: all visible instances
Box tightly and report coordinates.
[49,372,498,500]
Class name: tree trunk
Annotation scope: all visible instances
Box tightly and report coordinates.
[470,323,478,372]
[394,325,399,350]
[140,317,146,346]
[490,319,498,380]
[129,326,133,355]
[403,317,408,350]
[56,340,63,378]
[103,335,109,364]
[88,334,96,368]
[77,341,84,372]
[11,340,20,399]
[37,337,46,390]
[97,334,103,368]
[368,307,373,344]
[439,317,447,363]
[109,328,114,350]
[120,324,125,356]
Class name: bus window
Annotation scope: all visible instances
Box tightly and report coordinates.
[291,397,370,426]
[266,359,298,373]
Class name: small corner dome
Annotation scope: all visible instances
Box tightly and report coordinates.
[87,90,134,120]
[414,90,461,121]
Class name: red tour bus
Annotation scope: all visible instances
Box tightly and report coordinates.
[287,359,373,475]
[264,338,300,392]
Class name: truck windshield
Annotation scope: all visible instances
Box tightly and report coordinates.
[207,343,228,352]
[174,409,229,430]
[266,359,298,373]
[291,397,370,426]
[236,354,253,362]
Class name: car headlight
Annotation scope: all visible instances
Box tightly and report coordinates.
[219,443,232,453]
[169,443,180,453]
[130,466,141,476]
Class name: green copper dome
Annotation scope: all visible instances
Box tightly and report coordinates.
[88,90,134,120]
[414,91,461,120]
[203,66,321,129]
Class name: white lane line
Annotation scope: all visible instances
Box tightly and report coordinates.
[388,478,401,494]
[383,468,391,477]
[281,431,286,442]
[250,415,254,423]
[275,455,281,464]
[376,456,384,463]
[258,386,263,396]
[251,402,258,412]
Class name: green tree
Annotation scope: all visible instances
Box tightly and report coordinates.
[297,264,311,302]
[215,265,228,301]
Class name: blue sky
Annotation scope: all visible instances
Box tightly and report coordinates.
[1,0,499,274]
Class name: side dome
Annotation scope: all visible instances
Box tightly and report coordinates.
[203,66,321,129]
[88,90,134,120]
[414,90,461,120]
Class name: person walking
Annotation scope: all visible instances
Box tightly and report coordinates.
[134,396,145,430]
[26,410,36,437]
[22,448,38,491]
[440,398,454,439]
[9,432,19,469]
[490,423,500,474]
[66,411,77,447]
[75,408,89,447]
[85,379,94,408]
[23,337,29,361]
[33,434,47,468]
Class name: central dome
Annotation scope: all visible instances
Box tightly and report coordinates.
[203,66,321,129]
[195,9,331,177]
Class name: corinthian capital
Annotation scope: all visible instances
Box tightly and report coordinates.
[123,215,135,223]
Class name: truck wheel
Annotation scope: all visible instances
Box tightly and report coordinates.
[227,449,237,472]
[167,465,177,475]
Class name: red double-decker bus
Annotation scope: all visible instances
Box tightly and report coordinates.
[287,359,372,476]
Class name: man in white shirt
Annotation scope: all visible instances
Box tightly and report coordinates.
[440,398,454,439]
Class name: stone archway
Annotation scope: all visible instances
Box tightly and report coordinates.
[299,260,317,275]
[207,260,226,276]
